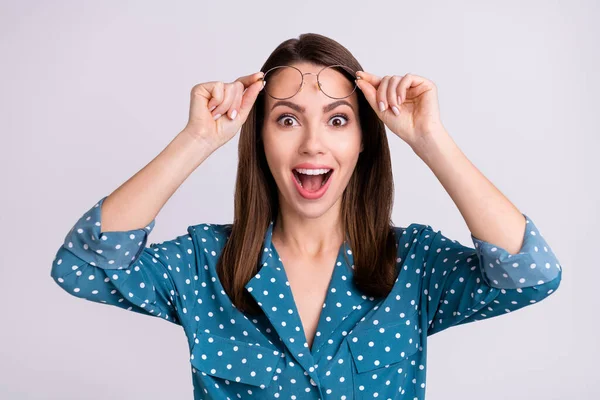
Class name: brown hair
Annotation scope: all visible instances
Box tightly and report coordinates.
[217,33,398,315]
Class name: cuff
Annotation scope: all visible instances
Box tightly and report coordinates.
[470,214,561,289]
[62,196,156,270]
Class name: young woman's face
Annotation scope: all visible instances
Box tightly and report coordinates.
[261,61,363,220]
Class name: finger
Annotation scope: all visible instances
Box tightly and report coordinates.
[205,72,263,113]
[376,76,391,113]
[228,81,244,120]
[387,75,402,116]
[228,72,265,120]
[356,70,383,88]
[207,81,225,113]
[237,79,264,121]
[355,77,380,115]
[211,83,237,120]
[397,73,426,104]
[235,71,265,89]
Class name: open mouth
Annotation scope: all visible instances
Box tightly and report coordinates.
[292,169,334,192]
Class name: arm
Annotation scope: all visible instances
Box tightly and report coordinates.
[51,72,264,325]
[410,128,528,255]
[101,130,218,232]
[51,131,218,325]
[407,128,562,335]
[402,216,562,336]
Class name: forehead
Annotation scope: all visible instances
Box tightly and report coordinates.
[263,61,358,111]
[289,61,330,74]
[270,61,348,80]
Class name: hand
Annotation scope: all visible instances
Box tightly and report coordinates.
[355,71,445,147]
[183,71,264,147]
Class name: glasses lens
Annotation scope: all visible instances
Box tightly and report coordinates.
[318,65,357,99]
[262,66,303,99]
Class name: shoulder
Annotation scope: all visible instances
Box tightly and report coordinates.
[392,221,435,240]
[187,222,233,247]
[188,222,233,238]
[188,222,232,236]
[391,222,440,260]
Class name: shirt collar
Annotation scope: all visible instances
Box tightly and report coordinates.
[244,219,370,385]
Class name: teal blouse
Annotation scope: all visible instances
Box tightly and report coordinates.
[51,196,562,399]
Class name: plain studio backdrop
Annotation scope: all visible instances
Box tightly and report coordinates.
[0,0,596,399]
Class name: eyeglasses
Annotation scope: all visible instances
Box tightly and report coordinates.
[259,64,360,100]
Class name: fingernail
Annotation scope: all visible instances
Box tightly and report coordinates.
[229,109,237,119]
[213,113,221,120]
[379,101,386,112]
[209,105,217,112]
[392,106,400,116]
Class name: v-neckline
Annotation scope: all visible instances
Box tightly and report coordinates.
[243,220,368,385]
[269,238,342,353]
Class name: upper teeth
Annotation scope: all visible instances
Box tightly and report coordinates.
[294,168,331,175]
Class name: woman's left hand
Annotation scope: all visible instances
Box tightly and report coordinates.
[355,71,446,148]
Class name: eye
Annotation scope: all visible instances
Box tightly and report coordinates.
[275,113,350,128]
[329,113,349,128]
[276,114,299,128]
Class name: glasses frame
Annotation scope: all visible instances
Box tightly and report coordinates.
[259,64,361,100]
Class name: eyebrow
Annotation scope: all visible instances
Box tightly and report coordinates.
[270,100,355,114]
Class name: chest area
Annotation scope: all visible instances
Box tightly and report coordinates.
[276,250,338,349]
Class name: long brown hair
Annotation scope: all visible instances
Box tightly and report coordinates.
[217,33,398,315]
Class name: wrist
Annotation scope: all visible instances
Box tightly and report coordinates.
[178,129,221,152]
[410,128,453,163]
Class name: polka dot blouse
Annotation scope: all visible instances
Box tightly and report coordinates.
[51,196,562,399]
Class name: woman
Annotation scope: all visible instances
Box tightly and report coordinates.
[51,33,562,399]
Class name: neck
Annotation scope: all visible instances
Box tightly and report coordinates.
[272,212,344,258]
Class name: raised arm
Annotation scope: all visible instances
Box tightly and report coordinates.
[51,130,217,325]
[51,73,265,325]
[400,215,563,336]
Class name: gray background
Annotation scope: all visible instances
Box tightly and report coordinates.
[1,0,596,398]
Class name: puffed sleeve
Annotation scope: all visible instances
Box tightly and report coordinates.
[50,196,203,326]
[415,213,562,336]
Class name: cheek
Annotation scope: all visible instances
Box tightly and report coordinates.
[262,137,290,179]
[335,131,362,158]
[335,133,362,178]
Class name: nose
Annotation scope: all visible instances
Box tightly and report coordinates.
[297,124,327,156]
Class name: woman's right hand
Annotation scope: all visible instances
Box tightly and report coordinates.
[183,71,265,147]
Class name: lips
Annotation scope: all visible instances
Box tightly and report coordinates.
[291,169,334,199]
[291,169,334,186]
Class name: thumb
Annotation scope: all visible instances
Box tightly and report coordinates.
[356,78,380,116]
[237,79,264,121]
